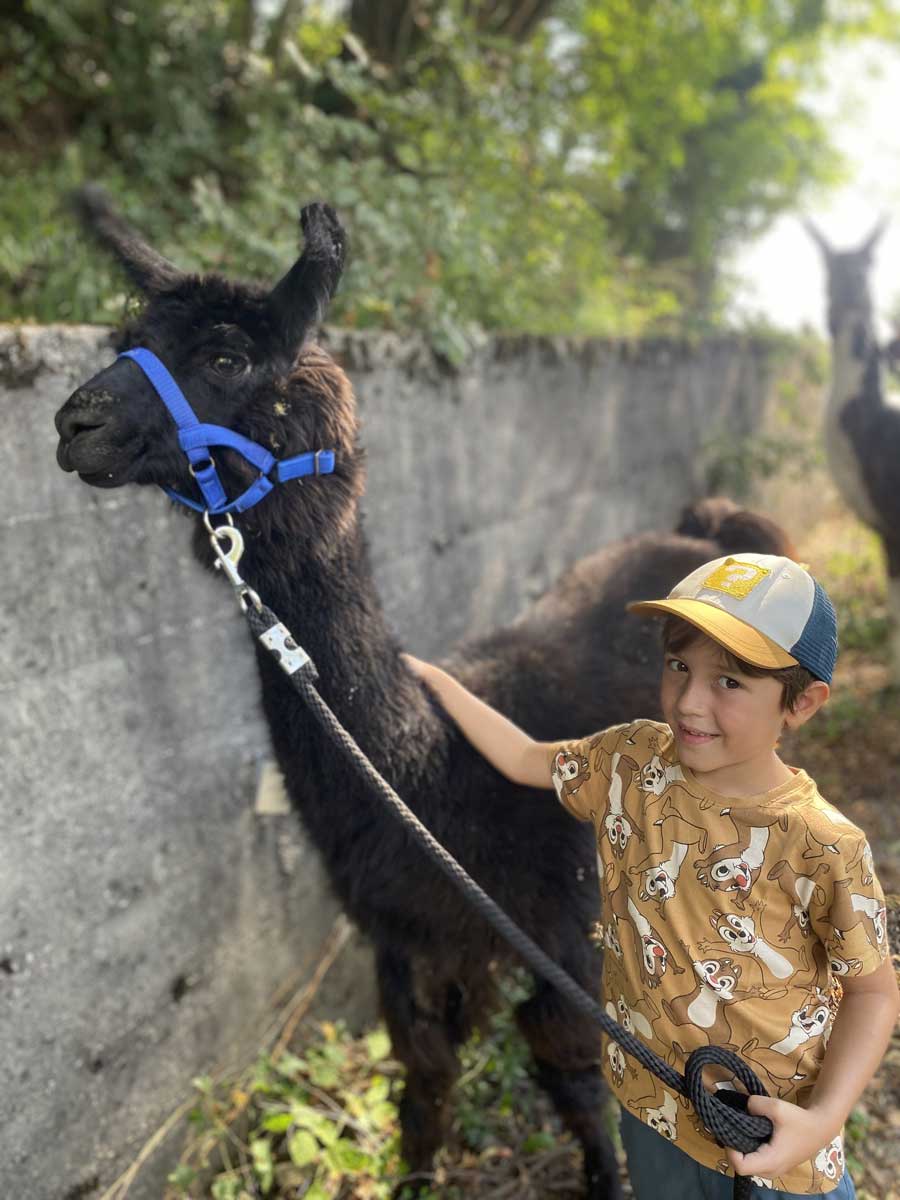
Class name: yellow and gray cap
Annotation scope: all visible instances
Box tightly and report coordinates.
[627,553,838,683]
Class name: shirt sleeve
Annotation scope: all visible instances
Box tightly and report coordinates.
[807,829,890,977]
[547,723,630,822]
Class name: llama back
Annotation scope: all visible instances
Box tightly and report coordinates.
[448,497,795,740]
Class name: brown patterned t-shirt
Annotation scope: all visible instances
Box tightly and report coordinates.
[548,719,889,1194]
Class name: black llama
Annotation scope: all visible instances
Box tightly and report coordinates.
[55,192,793,1197]
[806,219,900,682]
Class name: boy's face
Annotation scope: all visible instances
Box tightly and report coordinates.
[659,633,790,794]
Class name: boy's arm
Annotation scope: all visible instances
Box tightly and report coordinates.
[728,956,899,1179]
[404,655,554,788]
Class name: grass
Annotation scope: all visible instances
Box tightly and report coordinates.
[818,527,890,654]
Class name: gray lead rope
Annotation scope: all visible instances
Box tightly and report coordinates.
[209,522,769,1200]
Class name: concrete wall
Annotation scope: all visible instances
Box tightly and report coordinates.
[1,323,774,1200]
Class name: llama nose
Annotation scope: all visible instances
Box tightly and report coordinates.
[56,390,108,443]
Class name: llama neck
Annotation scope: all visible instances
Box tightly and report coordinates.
[824,297,886,529]
[232,514,444,766]
[827,299,883,419]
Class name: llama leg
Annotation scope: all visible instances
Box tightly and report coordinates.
[517,979,622,1199]
[375,947,463,1187]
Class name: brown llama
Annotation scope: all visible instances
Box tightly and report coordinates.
[55,191,794,1197]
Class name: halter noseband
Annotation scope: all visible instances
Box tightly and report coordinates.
[119,347,335,515]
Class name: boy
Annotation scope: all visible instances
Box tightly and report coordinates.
[406,552,898,1198]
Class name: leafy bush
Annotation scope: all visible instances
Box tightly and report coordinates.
[4,1,898,359]
[164,972,599,1199]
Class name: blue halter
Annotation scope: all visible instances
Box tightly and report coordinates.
[119,347,336,515]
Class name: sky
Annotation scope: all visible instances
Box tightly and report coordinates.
[729,40,900,336]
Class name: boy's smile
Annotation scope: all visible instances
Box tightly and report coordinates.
[677,723,718,746]
[659,634,798,797]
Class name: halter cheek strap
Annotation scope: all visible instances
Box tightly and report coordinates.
[118,347,335,515]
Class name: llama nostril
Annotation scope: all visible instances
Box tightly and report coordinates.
[57,409,105,443]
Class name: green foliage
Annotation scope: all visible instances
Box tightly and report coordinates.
[3,0,899,355]
[454,972,537,1151]
[702,429,819,502]
[843,1106,869,1181]
[168,1019,403,1199]
[821,531,889,653]
[164,972,596,1199]
[806,690,869,741]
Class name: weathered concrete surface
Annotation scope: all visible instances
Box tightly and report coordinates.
[1,323,774,1200]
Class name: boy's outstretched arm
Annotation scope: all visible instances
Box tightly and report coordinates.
[727,956,899,1179]
[404,655,553,789]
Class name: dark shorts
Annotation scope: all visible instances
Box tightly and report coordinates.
[619,1108,856,1200]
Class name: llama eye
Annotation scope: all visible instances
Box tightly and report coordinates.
[208,353,247,377]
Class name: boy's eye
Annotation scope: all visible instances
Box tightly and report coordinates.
[717,675,741,690]
[665,657,687,673]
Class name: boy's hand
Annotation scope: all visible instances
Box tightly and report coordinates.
[726,1094,841,1180]
[402,653,434,681]
[400,654,552,788]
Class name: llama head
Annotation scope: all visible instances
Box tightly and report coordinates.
[805,217,888,340]
[55,188,363,543]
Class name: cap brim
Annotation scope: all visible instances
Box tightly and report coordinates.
[626,598,798,669]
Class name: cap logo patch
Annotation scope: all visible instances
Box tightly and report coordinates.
[702,558,771,600]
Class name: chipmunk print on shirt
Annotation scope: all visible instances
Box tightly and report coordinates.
[740,989,834,1092]
[812,1137,845,1188]
[550,748,590,807]
[606,1040,638,1087]
[545,718,889,1193]
[827,877,887,952]
[609,875,685,990]
[700,909,800,981]
[630,796,709,915]
[600,751,644,862]
[848,838,875,886]
[766,859,830,942]
[662,957,762,1048]
[629,1088,680,1141]
[639,752,685,798]
[605,992,659,1042]
[693,807,789,909]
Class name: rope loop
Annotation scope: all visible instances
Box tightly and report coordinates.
[683,1045,772,1152]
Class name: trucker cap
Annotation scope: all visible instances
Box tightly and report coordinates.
[627,553,838,683]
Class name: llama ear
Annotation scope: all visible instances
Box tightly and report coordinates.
[860,215,889,259]
[803,218,832,258]
[269,202,347,350]
[71,185,183,293]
